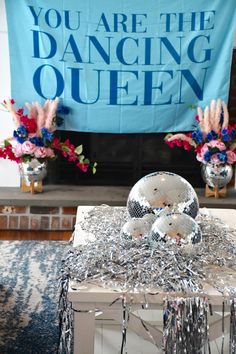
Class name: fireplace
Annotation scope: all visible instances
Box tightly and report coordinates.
[46,131,204,187]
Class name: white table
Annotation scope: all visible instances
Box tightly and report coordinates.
[69,207,236,354]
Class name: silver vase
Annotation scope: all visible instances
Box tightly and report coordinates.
[19,159,47,192]
[201,163,233,189]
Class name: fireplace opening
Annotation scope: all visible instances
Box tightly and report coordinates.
[46,131,204,187]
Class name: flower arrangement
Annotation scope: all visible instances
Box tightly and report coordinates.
[165,99,236,165]
[0,98,97,173]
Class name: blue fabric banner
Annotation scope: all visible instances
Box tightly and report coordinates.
[5,0,236,133]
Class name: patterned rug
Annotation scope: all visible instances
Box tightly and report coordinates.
[0,240,69,354]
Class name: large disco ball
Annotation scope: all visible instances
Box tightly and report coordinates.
[127,172,199,219]
[120,214,155,241]
[149,212,202,248]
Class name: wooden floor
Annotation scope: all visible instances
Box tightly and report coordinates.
[0,230,71,241]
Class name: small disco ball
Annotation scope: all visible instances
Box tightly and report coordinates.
[127,172,199,219]
[120,215,155,241]
[149,212,202,248]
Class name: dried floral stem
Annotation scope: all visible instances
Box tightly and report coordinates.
[222,101,229,128]
[214,98,222,133]
[45,97,60,131]
[198,99,228,135]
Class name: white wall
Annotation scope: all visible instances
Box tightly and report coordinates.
[0,0,20,186]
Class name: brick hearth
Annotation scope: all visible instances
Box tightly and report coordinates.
[0,205,77,231]
[0,185,130,231]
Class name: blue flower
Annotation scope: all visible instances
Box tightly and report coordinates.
[217,151,227,162]
[13,125,28,143]
[17,125,27,137]
[192,129,203,143]
[14,125,27,138]
[29,136,44,147]
[13,131,25,144]
[203,151,211,162]
[222,134,230,142]
[206,130,218,141]
[221,128,228,135]
[41,128,54,142]
[221,128,234,141]
[57,105,70,115]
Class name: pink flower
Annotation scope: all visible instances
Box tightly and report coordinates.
[45,148,55,158]
[207,140,226,151]
[21,141,36,155]
[200,144,209,155]
[226,150,236,164]
[34,147,47,158]
[196,143,208,162]
[210,153,221,164]
[196,153,204,163]
[14,144,23,157]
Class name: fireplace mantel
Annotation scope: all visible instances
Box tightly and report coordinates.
[0,185,236,208]
[0,185,235,232]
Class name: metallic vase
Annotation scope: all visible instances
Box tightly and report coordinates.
[19,159,47,193]
[201,163,233,189]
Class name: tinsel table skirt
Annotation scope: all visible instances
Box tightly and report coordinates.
[58,206,236,354]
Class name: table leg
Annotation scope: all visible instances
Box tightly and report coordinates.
[73,309,96,354]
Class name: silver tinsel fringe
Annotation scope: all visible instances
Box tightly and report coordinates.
[58,206,236,353]
[163,297,209,354]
